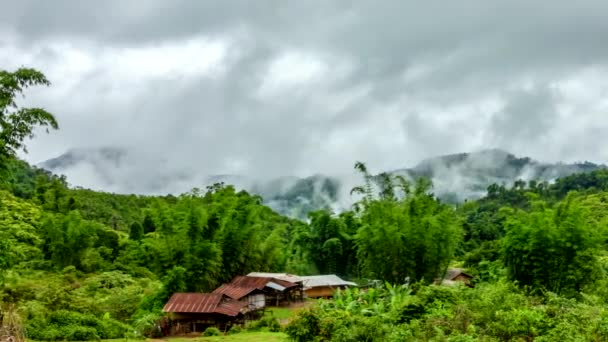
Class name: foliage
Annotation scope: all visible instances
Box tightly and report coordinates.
[286,282,608,341]
[502,194,603,295]
[247,316,281,332]
[228,325,243,334]
[204,326,222,336]
[353,163,462,283]
[0,68,58,161]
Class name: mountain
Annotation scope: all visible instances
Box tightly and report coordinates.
[38,148,606,218]
[391,148,605,202]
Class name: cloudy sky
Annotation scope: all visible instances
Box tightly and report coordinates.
[2,1,608,190]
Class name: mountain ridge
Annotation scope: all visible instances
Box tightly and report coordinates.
[38,148,607,218]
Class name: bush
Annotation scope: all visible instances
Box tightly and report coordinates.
[65,326,100,341]
[203,327,221,336]
[228,325,242,334]
[25,310,130,340]
[285,309,320,342]
[248,315,281,332]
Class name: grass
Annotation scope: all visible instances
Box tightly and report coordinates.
[98,332,289,342]
[198,331,289,341]
[265,307,297,320]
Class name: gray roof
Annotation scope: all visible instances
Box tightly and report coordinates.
[300,275,357,289]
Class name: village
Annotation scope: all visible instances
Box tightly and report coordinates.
[159,269,473,336]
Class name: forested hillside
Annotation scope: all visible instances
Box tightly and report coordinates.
[3,67,608,340]
[39,147,605,219]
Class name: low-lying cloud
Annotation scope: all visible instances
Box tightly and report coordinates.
[1,1,608,196]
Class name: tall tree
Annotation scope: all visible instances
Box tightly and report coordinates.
[129,222,144,241]
[0,68,58,163]
[502,194,603,295]
[352,163,462,284]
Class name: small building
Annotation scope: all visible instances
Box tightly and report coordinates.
[162,293,247,334]
[247,272,305,301]
[440,268,474,288]
[213,276,300,309]
[300,275,357,298]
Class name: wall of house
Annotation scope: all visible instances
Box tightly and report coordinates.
[247,293,266,309]
[305,286,339,298]
[167,313,238,334]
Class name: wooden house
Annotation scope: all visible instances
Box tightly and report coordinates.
[246,272,305,302]
[440,268,474,288]
[300,275,357,298]
[213,276,299,309]
[162,293,247,334]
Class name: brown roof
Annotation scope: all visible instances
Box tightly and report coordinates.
[163,293,246,316]
[444,268,474,281]
[213,276,298,300]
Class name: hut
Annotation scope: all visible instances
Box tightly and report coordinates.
[300,275,357,298]
[213,276,299,309]
[440,268,474,287]
[246,272,305,302]
[162,293,247,334]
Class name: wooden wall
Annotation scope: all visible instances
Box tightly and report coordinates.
[305,286,340,298]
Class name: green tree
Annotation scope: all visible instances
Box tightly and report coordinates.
[129,222,144,241]
[502,194,603,295]
[353,163,462,284]
[0,68,58,162]
[142,214,156,234]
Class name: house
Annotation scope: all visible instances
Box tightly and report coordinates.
[300,275,357,298]
[246,272,305,301]
[213,276,299,309]
[162,293,247,334]
[440,268,474,287]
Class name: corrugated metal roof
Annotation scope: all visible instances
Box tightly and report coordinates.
[444,268,473,280]
[213,282,260,300]
[215,299,249,316]
[213,276,298,300]
[162,293,246,316]
[300,275,358,289]
[247,272,303,283]
[266,281,286,291]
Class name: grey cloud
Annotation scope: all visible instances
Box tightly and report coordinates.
[489,86,558,146]
[2,0,608,196]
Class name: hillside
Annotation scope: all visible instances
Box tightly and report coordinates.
[39,148,606,218]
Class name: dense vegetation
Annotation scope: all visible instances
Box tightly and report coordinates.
[3,67,608,340]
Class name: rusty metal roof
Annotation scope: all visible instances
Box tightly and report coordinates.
[247,272,303,283]
[163,293,246,316]
[216,300,248,316]
[213,276,298,300]
[444,268,474,281]
[213,283,261,300]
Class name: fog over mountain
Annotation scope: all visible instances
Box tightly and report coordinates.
[39,148,605,218]
[4,1,608,194]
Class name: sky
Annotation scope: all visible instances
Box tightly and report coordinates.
[2,0,608,191]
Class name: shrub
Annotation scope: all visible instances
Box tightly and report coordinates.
[203,327,221,336]
[285,308,321,342]
[25,310,130,340]
[228,325,242,334]
[248,315,281,332]
[65,326,100,341]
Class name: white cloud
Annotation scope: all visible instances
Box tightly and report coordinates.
[2,0,608,195]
